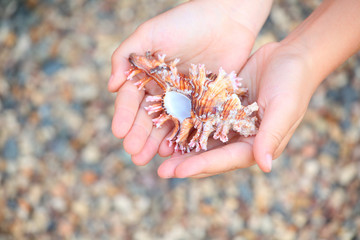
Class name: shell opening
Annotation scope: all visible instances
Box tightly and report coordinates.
[163,91,191,123]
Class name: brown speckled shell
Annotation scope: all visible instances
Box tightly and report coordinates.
[126,52,258,153]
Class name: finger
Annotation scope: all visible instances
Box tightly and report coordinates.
[273,117,303,158]
[176,142,255,178]
[158,125,184,157]
[163,169,223,179]
[109,23,153,92]
[159,141,255,178]
[158,141,210,178]
[131,120,173,166]
[253,96,304,172]
[158,149,201,178]
[111,81,144,138]
[123,100,152,155]
[189,173,215,178]
[157,156,184,178]
[158,132,174,157]
[157,132,241,177]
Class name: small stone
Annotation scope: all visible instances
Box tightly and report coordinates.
[328,189,346,210]
[105,183,120,197]
[163,225,190,240]
[4,30,17,48]
[3,137,18,160]
[293,212,307,228]
[328,72,348,89]
[60,108,83,131]
[42,58,64,76]
[73,83,98,102]
[236,230,257,240]
[254,177,273,212]
[51,182,67,197]
[72,201,89,219]
[346,126,360,144]
[57,219,74,238]
[199,201,215,216]
[28,185,42,206]
[224,197,239,211]
[338,229,358,240]
[228,214,244,236]
[259,215,273,234]
[119,7,135,22]
[135,196,150,214]
[133,230,152,240]
[318,153,335,169]
[25,207,49,233]
[302,144,318,158]
[13,34,31,62]
[113,194,133,215]
[270,5,292,32]
[19,155,36,173]
[81,171,98,185]
[353,145,360,160]
[81,144,100,164]
[304,160,320,179]
[97,197,111,216]
[17,198,31,220]
[338,163,358,185]
[50,197,67,213]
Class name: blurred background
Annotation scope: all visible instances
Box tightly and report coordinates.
[0,0,359,239]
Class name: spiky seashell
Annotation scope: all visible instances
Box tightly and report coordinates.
[126,51,259,153]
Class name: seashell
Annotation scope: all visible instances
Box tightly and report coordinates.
[126,51,259,153]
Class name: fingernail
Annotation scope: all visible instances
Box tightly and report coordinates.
[265,153,272,172]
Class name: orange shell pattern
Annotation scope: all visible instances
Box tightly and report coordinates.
[126,52,258,153]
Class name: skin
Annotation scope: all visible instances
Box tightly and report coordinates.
[109,0,360,178]
[247,0,360,174]
[109,0,272,172]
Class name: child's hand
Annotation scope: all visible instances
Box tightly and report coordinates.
[158,0,360,178]
[109,0,272,166]
[157,42,312,178]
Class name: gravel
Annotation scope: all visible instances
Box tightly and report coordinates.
[1,0,359,239]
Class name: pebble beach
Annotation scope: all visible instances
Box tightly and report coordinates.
[0,0,359,239]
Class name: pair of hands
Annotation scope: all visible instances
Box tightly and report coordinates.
[109,0,313,178]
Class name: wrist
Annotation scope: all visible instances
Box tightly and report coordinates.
[281,0,360,85]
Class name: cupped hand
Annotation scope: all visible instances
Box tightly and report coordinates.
[158,42,315,178]
[109,0,270,166]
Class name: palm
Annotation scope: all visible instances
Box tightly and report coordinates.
[109,1,271,176]
[144,1,255,73]
[245,43,311,164]
[158,42,311,177]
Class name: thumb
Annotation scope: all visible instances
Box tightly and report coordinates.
[108,23,153,93]
[253,96,303,172]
